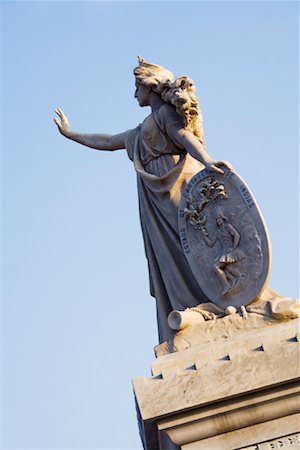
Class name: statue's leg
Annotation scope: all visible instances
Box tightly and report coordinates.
[224,268,235,282]
[226,265,241,278]
[214,262,230,288]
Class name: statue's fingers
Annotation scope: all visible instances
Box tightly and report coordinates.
[57,108,66,119]
[222,160,233,170]
[60,110,69,123]
[216,160,233,170]
[210,165,224,174]
[54,118,61,128]
[55,108,64,119]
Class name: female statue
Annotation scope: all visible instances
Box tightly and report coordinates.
[54,57,232,342]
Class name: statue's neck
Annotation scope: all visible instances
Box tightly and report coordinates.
[149,92,165,112]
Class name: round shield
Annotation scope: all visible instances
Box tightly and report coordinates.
[178,168,271,308]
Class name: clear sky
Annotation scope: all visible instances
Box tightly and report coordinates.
[2,1,299,449]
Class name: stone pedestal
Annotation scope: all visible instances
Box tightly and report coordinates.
[133,318,300,450]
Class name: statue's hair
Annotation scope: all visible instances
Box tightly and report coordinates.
[134,57,206,149]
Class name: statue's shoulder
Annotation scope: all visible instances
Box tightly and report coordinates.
[155,103,183,129]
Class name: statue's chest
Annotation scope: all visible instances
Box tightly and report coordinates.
[141,115,166,150]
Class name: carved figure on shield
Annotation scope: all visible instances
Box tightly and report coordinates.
[201,209,245,296]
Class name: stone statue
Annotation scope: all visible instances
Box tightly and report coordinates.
[54,57,233,342]
[54,57,299,344]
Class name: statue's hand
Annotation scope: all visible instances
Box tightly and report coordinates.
[54,108,72,137]
[206,160,233,175]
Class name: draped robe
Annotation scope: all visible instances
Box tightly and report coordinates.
[124,104,208,342]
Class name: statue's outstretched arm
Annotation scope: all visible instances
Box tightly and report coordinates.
[54,108,126,151]
[173,128,232,174]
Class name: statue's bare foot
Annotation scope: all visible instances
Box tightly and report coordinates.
[222,278,238,296]
[222,284,232,296]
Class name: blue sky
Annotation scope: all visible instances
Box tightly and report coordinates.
[2,1,299,449]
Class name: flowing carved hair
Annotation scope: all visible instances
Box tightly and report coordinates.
[134,56,206,149]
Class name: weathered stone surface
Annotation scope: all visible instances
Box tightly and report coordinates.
[134,319,300,420]
[182,418,300,450]
[154,312,296,358]
[238,432,300,449]
[178,169,271,308]
[158,287,300,355]
[133,319,300,449]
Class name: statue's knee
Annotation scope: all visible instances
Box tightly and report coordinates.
[214,263,220,273]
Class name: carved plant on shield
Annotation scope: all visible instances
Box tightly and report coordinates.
[184,177,227,233]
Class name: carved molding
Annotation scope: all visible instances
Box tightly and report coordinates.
[164,393,300,446]
[238,432,300,450]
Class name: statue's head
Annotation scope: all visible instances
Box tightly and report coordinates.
[134,56,174,93]
[133,56,206,148]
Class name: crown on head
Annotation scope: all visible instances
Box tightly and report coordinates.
[136,56,174,82]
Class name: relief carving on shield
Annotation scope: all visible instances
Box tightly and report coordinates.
[178,169,271,308]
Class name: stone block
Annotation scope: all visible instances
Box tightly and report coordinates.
[133,319,300,449]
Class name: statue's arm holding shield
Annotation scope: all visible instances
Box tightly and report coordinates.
[54,108,232,174]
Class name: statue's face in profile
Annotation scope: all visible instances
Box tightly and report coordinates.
[134,81,151,107]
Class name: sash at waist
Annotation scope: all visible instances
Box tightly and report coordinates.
[143,153,184,177]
